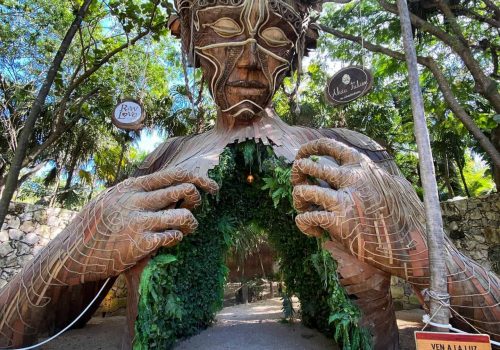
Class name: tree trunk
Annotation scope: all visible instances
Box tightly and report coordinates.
[444,155,455,198]
[0,0,94,228]
[396,0,450,331]
[86,162,97,204]
[457,160,471,197]
[49,165,62,207]
[0,165,5,190]
[114,142,127,185]
[492,125,500,189]
[60,130,85,204]
[256,246,266,279]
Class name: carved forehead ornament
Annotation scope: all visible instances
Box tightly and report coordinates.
[172,0,320,61]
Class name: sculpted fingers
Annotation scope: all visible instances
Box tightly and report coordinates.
[293,185,350,213]
[131,209,198,235]
[135,183,202,211]
[138,230,183,252]
[295,211,339,238]
[296,138,364,165]
[134,168,185,191]
[135,167,219,194]
[291,158,360,189]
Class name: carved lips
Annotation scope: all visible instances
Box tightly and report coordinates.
[226,79,268,97]
[226,80,267,88]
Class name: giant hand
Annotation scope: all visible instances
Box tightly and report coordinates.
[54,167,219,283]
[291,138,499,339]
[291,137,426,277]
[0,167,218,347]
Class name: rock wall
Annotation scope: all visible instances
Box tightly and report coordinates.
[0,202,77,289]
[441,193,499,273]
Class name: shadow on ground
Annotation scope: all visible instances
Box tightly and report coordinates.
[40,297,424,349]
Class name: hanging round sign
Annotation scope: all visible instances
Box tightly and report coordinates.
[325,66,373,106]
[112,98,145,130]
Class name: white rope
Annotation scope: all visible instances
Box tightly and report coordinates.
[421,288,500,347]
[422,314,500,347]
[11,278,112,350]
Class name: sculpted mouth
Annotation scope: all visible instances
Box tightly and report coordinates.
[226,80,267,89]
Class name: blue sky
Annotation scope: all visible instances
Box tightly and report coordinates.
[136,128,165,153]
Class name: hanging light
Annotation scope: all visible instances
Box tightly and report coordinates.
[246,173,254,184]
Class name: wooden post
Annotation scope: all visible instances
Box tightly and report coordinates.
[396,0,450,330]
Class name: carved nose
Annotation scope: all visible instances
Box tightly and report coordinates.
[237,42,260,70]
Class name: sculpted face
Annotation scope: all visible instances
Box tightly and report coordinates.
[175,0,306,119]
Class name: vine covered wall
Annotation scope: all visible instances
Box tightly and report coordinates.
[134,142,370,349]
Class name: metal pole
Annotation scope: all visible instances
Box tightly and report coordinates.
[396,0,450,330]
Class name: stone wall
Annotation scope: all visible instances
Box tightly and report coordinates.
[0,202,77,289]
[441,193,499,273]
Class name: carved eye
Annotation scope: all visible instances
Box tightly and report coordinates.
[206,18,242,37]
[260,27,291,47]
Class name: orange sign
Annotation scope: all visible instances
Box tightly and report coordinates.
[415,331,491,350]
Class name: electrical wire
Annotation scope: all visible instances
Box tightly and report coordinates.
[10,278,111,350]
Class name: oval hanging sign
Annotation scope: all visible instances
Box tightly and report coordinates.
[112,98,145,130]
[325,66,373,106]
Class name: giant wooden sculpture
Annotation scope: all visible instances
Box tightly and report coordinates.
[0,0,498,348]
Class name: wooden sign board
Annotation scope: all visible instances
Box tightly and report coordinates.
[112,99,145,130]
[325,66,373,106]
[415,331,491,350]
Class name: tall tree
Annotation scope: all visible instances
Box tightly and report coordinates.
[396,0,450,329]
[0,0,94,226]
[0,0,174,225]
[318,0,500,186]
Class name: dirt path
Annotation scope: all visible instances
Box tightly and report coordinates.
[40,298,424,349]
[174,298,336,350]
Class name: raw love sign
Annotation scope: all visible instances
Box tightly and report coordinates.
[325,66,373,106]
[415,331,491,350]
[112,99,145,130]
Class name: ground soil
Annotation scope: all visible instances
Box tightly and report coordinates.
[40,298,424,350]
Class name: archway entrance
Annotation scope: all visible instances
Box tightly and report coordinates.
[133,141,373,349]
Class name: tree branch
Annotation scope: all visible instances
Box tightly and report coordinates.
[56,19,167,124]
[456,7,500,28]
[23,87,99,168]
[378,0,500,113]
[318,23,500,169]
[16,160,52,188]
[482,0,500,18]
[0,0,95,227]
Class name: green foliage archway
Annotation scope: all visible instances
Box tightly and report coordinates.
[134,142,371,350]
